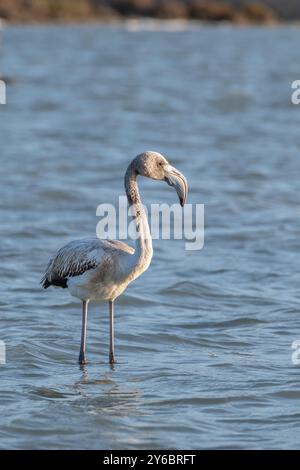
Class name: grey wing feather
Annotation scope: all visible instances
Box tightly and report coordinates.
[41,239,102,289]
[41,238,134,289]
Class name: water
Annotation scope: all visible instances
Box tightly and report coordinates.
[1,23,300,450]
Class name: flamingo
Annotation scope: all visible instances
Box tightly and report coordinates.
[41,151,188,365]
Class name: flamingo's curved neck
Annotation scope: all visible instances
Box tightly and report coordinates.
[124,163,153,274]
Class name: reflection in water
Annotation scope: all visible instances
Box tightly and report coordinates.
[73,367,144,418]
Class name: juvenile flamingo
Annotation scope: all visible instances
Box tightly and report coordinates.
[41,151,188,364]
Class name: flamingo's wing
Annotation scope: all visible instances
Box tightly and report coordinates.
[41,238,134,289]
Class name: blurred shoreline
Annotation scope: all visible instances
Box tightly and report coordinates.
[0,1,295,26]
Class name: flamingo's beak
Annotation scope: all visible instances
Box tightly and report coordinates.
[164,165,188,207]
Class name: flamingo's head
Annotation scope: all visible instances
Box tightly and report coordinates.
[133,151,188,207]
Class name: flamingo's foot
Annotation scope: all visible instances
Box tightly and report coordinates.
[109,353,116,365]
[79,355,89,365]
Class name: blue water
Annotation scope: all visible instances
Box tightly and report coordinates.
[1,23,300,449]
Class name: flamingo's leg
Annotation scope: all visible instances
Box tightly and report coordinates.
[109,300,116,364]
[79,300,89,364]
